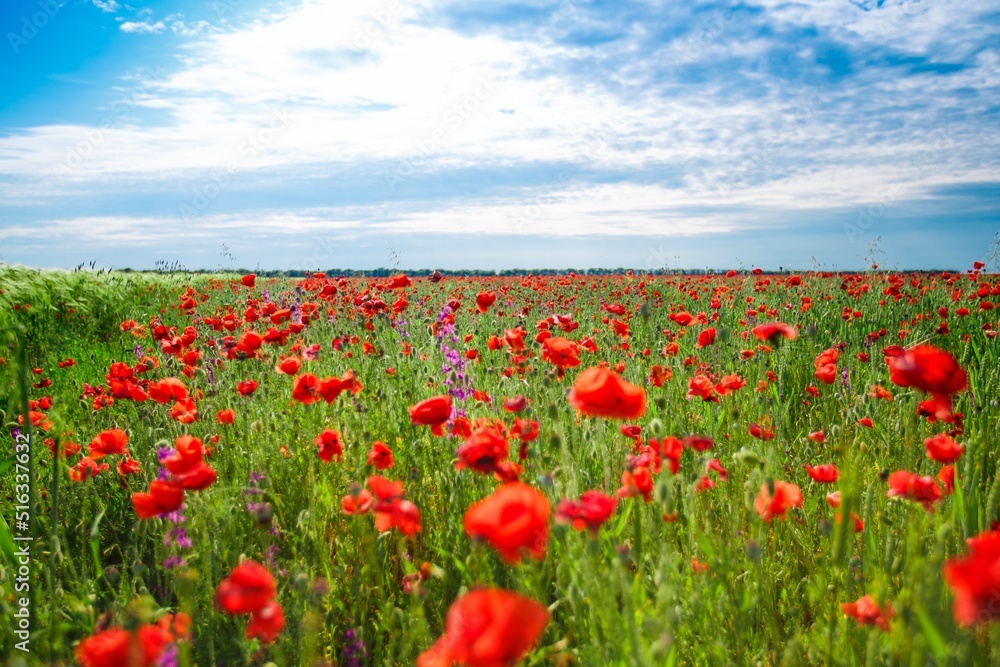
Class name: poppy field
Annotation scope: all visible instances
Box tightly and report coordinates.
[1,264,999,666]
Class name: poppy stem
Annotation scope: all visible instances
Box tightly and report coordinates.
[631,500,643,569]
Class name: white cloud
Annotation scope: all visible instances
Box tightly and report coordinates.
[169,20,213,37]
[119,20,166,34]
[92,0,120,13]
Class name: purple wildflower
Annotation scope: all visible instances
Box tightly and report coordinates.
[156,643,179,667]
[342,628,367,667]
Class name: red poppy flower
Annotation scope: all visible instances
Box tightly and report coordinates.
[314,429,343,462]
[373,497,422,536]
[236,330,262,354]
[938,465,956,494]
[131,480,184,519]
[147,378,188,405]
[617,466,654,502]
[504,327,526,352]
[714,374,745,395]
[924,433,964,463]
[408,395,453,436]
[367,441,394,469]
[540,336,581,369]
[869,385,893,400]
[750,322,798,342]
[555,490,617,537]
[75,625,171,667]
[943,528,1000,626]
[236,380,258,396]
[241,273,256,288]
[706,458,728,481]
[216,409,236,424]
[475,291,497,313]
[887,344,967,420]
[748,423,775,441]
[568,367,646,419]
[68,456,109,481]
[341,486,374,515]
[841,595,893,631]
[620,424,642,440]
[502,395,528,413]
[368,475,404,501]
[275,357,301,375]
[807,430,826,444]
[456,426,510,475]
[464,482,550,564]
[695,328,716,348]
[754,481,803,522]
[316,375,344,403]
[814,348,839,385]
[169,398,198,424]
[686,374,719,403]
[669,311,694,327]
[682,435,714,452]
[173,462,217,491]
[162,436,205,475]
[89,429,128,459]
[450,415,473,439]
[116,457,141,476]
[886,470,942,510]
[803,464,839,483]
[417,588,548,667]
[246,600,285,644]
[510,418,539,443]
[291,373,320,404]
[387,273,411,289]
[648,364,671,387]
[215,561,277,615]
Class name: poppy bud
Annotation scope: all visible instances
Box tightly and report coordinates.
[655,478,671,506]
[733,447,762,466]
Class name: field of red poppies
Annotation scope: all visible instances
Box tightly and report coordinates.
[1,264,999,666]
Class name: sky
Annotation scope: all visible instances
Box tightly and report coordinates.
[0,0,998,272]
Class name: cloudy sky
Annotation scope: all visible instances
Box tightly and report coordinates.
[1,0,998,271]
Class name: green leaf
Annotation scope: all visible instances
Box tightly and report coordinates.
[914,605,950,664]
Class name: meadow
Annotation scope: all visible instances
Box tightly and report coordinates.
[0,264,998,666]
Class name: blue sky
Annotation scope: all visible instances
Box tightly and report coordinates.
[1,0,998,272]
